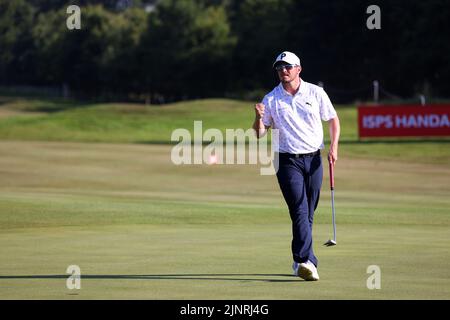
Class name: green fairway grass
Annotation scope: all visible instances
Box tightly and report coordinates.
[0,141,449,299]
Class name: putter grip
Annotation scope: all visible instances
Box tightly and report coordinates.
[329,161,335,190]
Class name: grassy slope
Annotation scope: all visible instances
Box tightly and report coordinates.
[0,96,449,164]
[0,142,449,299]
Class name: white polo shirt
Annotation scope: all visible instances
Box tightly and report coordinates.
[261,79,337,154]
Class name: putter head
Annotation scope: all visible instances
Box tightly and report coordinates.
[323,239,337,247]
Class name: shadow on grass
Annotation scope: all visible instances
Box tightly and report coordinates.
[0,95,93,113]
[0,97,14,106]
[339,138,450,144]
[20,100,93,113]
[0,273,300,283]
[135,138,450,146]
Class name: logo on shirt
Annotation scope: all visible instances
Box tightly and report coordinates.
[305,101,312,106]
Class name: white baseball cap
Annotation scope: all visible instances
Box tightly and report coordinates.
[273,51,301,68]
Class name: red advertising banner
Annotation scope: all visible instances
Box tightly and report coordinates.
[358,104,450,138]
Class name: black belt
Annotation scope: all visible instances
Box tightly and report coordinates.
[278,150,320,158]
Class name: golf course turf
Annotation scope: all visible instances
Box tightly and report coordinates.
[0,97,449,299]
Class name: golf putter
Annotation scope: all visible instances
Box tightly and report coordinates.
[324,159,337,247]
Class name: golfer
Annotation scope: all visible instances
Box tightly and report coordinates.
[252,51,340,281]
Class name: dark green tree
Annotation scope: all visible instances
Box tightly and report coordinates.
[0,0,37,84]
[138,0,236,101]
[27,0,144,12]
[33,5,134,97]
[230,0,294,92]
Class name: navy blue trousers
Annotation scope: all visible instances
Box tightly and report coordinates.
[276,152,323,267]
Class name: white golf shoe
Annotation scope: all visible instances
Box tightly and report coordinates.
[297,261,320,281]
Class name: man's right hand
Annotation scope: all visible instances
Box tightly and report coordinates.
[255,103,265,120]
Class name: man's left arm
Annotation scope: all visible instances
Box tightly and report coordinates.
[317,87,340,165]
[328,116,340,165]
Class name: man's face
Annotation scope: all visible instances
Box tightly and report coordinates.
[275,63,301,83]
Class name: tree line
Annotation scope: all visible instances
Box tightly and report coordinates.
[1,0,449,103]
